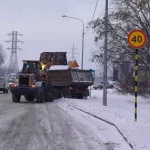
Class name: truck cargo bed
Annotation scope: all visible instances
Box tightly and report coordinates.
[46,68,93,87]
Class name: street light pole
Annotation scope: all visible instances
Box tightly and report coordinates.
[62,15,85,69]
[103,0,109,106]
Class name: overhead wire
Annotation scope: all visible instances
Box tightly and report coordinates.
[84,0,99,34]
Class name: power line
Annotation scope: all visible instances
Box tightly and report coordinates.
[85,0,99,34]
[91,0,99,22]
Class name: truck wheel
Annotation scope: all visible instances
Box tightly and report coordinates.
[77,94,83,99]
[54,89,60,99]
[25,95,35,101]
[57,89,61,98]
[45,89,54,102]
[60,88,71,98]
[66,91,71,98]
[12,94,21,103]
[3,90,5,94]
[36,86,45,103]
[60,88,66,98]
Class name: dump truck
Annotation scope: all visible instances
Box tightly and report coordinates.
[9,52,94,103]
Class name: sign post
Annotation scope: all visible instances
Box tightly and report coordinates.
[128,30,147,122]
[91,70,95,98]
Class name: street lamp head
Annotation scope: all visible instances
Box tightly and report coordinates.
[62,15,67,17]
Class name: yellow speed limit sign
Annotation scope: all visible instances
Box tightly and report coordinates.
[128,30,147,49]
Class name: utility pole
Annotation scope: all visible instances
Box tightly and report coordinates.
[81,26,85,69]
[103,0,108,106]
[5,31,23,75]
[68,43,79,61]
[71,43,75,60]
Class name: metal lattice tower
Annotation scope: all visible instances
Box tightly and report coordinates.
[5,31,23,75]
[68,43,79,61]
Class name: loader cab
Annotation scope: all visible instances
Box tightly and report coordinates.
[22,60,41,73]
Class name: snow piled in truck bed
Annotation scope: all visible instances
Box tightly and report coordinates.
[49,65,69,70]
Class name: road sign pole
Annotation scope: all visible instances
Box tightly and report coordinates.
[90,86,91,98]
[134,49,139,122]
[128,29,147,122]
[91,69,95,99]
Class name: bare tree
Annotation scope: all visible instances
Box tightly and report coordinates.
[0,44,5,67]
[89,0,150,65]
[89,0,150,95]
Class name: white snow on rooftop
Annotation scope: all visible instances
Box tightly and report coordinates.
[49,65,69,70]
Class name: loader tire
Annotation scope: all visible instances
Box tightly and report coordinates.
[12,94,21,103]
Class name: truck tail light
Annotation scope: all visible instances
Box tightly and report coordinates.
[69,87,72,90]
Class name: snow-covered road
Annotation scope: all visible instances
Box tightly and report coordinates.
[0,93,109,150]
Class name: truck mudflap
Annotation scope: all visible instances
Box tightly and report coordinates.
[75,88,89,96]
[10,86,39,95]
[69,86,89,98]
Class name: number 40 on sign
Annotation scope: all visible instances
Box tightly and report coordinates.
[128,30,147,49]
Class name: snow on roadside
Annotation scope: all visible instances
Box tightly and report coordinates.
[57,101,132,150]
[56,89,150,150]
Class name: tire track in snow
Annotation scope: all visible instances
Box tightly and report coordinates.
[44,103,107,150]
[0,108,32,150]
[0,94,111,150]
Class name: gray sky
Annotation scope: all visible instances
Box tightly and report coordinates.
[0,0,106,70]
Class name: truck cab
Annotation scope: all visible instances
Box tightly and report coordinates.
[16,60,43,87]
[22,60,41,73]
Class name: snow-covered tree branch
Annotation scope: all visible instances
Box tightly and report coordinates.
[89,0,150,66]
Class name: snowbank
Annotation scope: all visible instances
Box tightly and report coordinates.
[57,89,150,150]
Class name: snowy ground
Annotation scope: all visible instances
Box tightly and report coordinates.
[0,93,113,150]
[56,89,150,150]
[0,89,150,150]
